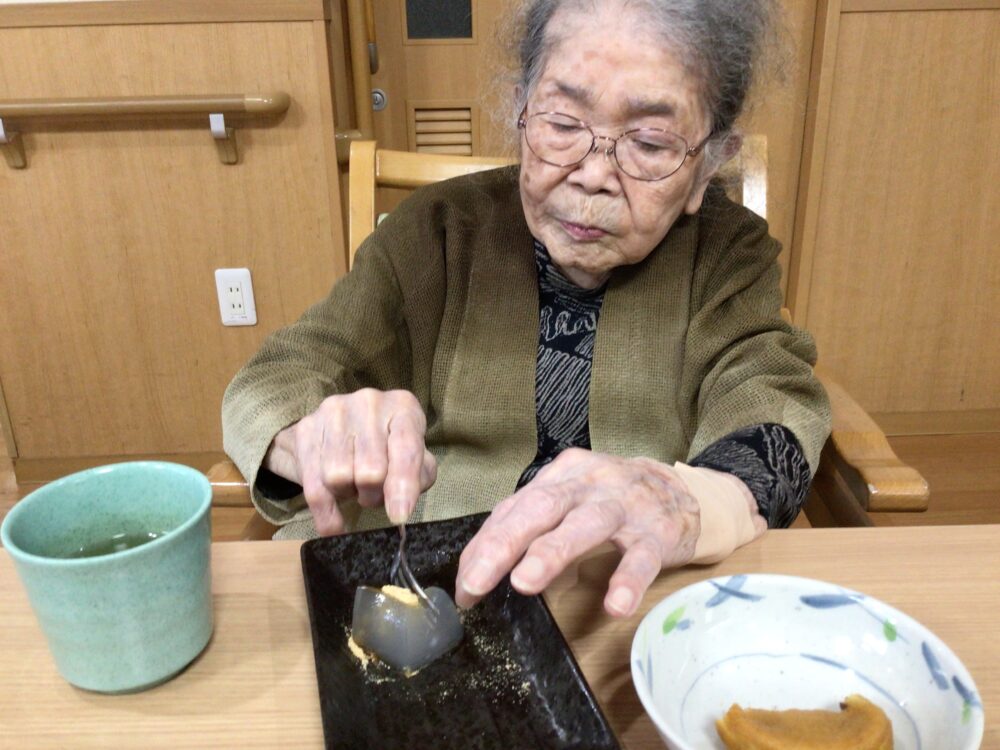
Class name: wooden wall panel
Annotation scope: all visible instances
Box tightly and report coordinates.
[0,0,329,27]
[740,0,818,288]
[0,21,346,459]
[803,10,1000,420]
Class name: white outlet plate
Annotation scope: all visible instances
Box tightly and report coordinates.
[214,268,257,326]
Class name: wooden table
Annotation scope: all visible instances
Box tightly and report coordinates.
[2,526,998,748]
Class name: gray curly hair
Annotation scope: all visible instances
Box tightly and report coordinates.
[503,0,786,170]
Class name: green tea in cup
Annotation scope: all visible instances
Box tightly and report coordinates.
[61,530,169,559]
[0,461,213,693]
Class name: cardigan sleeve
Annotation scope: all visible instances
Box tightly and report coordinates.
[221,219,419,524]
[689,423,811,528]
[220,167,519,529]
[681,193,832,479]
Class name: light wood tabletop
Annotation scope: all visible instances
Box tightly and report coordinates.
[1,525,997,748]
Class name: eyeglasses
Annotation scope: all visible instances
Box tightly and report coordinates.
[517,109,710,182]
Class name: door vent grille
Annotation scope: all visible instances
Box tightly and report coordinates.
[410,105,475,155]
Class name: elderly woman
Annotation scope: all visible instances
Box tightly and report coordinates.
[222,0,830,618]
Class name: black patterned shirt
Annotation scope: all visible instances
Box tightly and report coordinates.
[517,240,607,486]
[518,240,812,528]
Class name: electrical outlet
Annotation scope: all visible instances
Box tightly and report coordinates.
[214,268,257,326]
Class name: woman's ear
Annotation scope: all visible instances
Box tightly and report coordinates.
[684,132,744,215]
[719,132,744,163]
[683,177,713,215]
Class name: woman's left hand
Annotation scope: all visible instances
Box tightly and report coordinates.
[454,448,701,617]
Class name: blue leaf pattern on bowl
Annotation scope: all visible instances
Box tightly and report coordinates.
[799,593,864,608]
[801,591,907,643]
[637,625,654,695]
[954,675,982,725]
[920,642,984,723]
[922,641,950,690]
[706,575,764,608]
[952,676,981,709]
[634,657,654,697]
[646,651,654,696]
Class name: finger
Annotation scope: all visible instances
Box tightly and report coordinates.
[304,479,345,535]
[510,499,624,595]
[419,448,437,491]
[488,448,586,529]
[384,411,427,524]
[451,493,520,606]
[297,425,345,536]
[455,484,571,608]
[603,538,662,618]
[352,405,389,509]
[321,411,358,501]
[484,489,524,527]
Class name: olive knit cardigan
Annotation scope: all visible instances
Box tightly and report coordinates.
[221,166,831,539]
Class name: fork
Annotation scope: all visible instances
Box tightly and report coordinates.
[389,524,439,620]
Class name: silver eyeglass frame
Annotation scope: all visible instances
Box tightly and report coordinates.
[517,108,711,182]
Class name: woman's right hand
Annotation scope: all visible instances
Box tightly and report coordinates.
[263,389,437,535]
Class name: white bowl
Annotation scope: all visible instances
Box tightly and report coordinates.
[631,574,983,750]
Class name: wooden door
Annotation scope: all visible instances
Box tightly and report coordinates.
[788,0,1000,434]
[368,0,514,158]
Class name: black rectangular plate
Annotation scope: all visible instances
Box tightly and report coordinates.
[300,513,621,749]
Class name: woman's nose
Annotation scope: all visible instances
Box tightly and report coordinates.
[569,137,621,193]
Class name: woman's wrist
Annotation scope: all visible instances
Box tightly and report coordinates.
[671,462,766,564]
[263,422,301,484]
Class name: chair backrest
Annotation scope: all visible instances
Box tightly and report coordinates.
[348,141,515,267]
[347,136,768,269]
[721,133,767,222]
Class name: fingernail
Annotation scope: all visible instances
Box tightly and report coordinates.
[511,556,545,590]
[461,558,495,596]
[608,587,635,615]
[386,495,410,525]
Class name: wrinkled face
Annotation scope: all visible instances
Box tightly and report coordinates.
[519,4,715,288]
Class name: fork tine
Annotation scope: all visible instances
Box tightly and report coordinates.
[399,556,438,615]
[396,525,440,620]
[389,545,402,584]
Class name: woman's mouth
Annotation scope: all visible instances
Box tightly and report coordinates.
[559,220,607,241]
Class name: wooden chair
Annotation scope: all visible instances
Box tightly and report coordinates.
[210,139,928,536]
[347,140,515,268]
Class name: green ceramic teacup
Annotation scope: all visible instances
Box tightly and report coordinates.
[0,461,213,693]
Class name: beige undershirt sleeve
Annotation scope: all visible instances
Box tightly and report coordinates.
[672,462,766,564]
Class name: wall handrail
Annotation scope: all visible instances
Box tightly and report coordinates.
[0,92,291,168]
[0,92,290,120]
